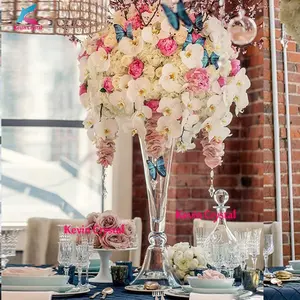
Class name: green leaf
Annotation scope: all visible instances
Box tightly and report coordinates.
[100,88,106,93]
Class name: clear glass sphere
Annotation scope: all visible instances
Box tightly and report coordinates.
[228,9,257,46]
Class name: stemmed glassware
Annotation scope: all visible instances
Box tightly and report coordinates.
[58,241,73,278]
[263,234,274,276]
[195,227,209,248]
[1,230,21,270]
[248,228,262,270]
[234,230,251,270]
[73,242,89,291]
[225,243,241,278]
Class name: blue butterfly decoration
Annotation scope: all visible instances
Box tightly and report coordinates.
[147,156,166,180]
[202,50,220,69]
[161,0,192,31]
[114,24,133,43]
[183,34,206,50]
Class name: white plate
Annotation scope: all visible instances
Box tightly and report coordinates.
[264,277,300,282]
[52,288,90,298]
[2,275,69,286]
[257,286,264,293]
[2,284,75,293]
[187,276,234,289]
[165,288,252,298]
[125,285,170,293]
[285,268,300,275]
[182,285,240,294]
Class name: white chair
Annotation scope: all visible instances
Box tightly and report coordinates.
[23,217,143,267]
[193,219,283,269]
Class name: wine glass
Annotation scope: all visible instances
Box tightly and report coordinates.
[225,243,241,278]
[234,230,251,270]
[263,234,274,276]
[1,230,21,270]
[73,243,89,291]
[57,224,72,242]
[58,241,73,278]
[195,227,208,248]
[248,229,262,270]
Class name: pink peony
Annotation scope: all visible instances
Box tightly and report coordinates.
[128,59,144,79]
[145,99,160,112]
[218,77,226,87]
[201,133,224,169]
[96,138,116,167]
[145,114,167,158]
[100,232,131,249]
[157,38,178,56]
[103,77,114,93]
[230,59,241,76]
[79,83,87,96]
[125,13,143,30]
[185,68,210,92]
[96,210,119,230]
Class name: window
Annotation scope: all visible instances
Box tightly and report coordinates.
[1,33,105,226]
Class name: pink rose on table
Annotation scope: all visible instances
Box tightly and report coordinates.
[185,68,209,92]
[157,38,178,56]
[79,83,87,96]
[230,59,241,76]
[128,59,144,79]
[85,212,99,228]
[122,220,136,239]
[198,269,225,279]
[100,232,131,249]
[97,210,119,229]
[103,77,114,93]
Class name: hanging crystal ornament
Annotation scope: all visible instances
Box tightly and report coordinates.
[208,170,215,198]
[228,9,257,46]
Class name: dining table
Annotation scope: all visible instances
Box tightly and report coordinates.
[2,265,300,299]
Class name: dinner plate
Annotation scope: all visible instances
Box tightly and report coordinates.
[52,288,90,297]
[165,288,252,298]
[182,285,240,294]
[125,285,170,293]
[264,277,300,282]
[285,268,300,275]
[2,275,69,286]
[2,284,75,293]
[257,286,264,293]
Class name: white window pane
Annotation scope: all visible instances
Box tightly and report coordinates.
[1,33,83,120]
[2,127,103,225]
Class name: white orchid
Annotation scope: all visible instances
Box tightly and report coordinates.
[83,110,99,129]
[207,95,229,119]
[182,92,202,112]
[119,75,132,90]
[159,64,182,93]
[220,111,233,127]
[109,91,133,114]
[209,123,231,143]
[134,105,152,120]
[161,18,187,44]
[232,68,251,92]
[157,116,182,138]
[232,91,249,115]
[118,36,144,56]
[141,23,169,44]
[180,44,204,69]
[79,56,88,83]
[157,97,182,119]
[94,119,119,139]
[87,48,110,74]
[123,116,146,138]
[127,77,151,109]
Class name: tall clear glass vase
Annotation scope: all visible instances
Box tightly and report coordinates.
[130,137,180,287]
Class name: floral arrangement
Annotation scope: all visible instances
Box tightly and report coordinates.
[79,0,250,170]
[167,242,206,282]
[85,210,137,249]
[280,0,300,44]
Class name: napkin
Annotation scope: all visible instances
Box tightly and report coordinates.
[2,267,55,277]
[2,292,53,300]
[189,293,234,300]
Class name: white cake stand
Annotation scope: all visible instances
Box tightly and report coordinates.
[89,248,137,283]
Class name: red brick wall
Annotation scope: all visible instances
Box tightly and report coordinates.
[263,1,300,264]
[132,22,265,258]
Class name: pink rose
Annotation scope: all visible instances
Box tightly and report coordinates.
[103,77,114,93]
[185,68,210,92]
[157,38,178,56]
[125,14,143,30]
[100,232,131,249]
[218,77,226,87]
[79,83,87,96]
[96,38,112,54]
[122,220,136,241]
[96,210,119,229]
[198,270,225,279]
[138,3,151,13]
[85,212,99,228]
[128,59,144,79]
[230,59,241,76]
[145,99,159,112]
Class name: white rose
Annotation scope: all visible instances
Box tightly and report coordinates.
[173,251,183,264]
[177,258,189,272]
[187,258,199,270]
[104,34,117,48]
[183,249,194,260]
[144,65,155,80]
[175,268,186,280]
[167,246,175,260]
[174,242,190,253]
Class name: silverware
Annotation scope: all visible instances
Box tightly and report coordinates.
[89,291,101,299]
[152,291,165,300]
[100,287,114,299]
[152,291,159,300]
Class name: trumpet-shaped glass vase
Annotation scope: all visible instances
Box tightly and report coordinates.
[130,137,180,287]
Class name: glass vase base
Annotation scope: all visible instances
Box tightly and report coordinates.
[130,246,180,288]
